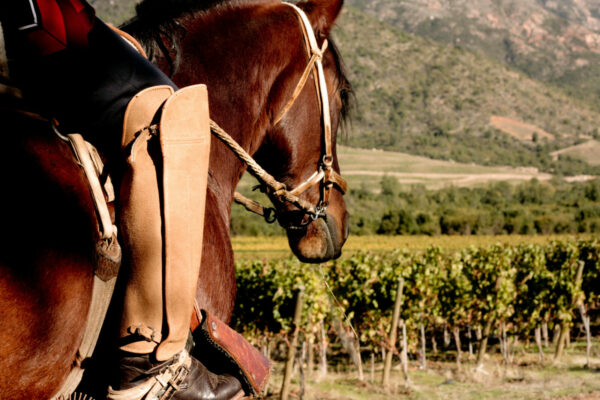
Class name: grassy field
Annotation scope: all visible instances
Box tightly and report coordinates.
[337,146,555,190]
[235,145,557,197]
[232,234,595,260]
[551,141,600,167]
[264,343,600,400]
[490,116,554,142]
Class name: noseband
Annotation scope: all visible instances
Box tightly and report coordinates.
[211,2,347,226]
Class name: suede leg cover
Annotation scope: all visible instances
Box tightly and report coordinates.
[155,85,211,361]
[119,86,174,354]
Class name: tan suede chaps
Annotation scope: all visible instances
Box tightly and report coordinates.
[118,84,210,361]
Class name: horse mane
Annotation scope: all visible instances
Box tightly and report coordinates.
[133,0,230,26]
[121,0,353,128]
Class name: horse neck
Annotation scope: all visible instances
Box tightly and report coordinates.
[166,9,295,210]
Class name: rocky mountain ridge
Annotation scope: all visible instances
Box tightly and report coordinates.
[346,0,600,107]
[90,0,600,175]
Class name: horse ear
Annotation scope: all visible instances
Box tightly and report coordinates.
[296,0,344,39]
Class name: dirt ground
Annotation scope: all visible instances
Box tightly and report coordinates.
[263,347,600,400]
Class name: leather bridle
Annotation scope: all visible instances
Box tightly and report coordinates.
[215,2,347,226]
[276,2,347,220]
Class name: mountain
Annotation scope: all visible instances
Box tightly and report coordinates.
[345,0,600,109]
[333,6,600,174]
[90,0,600,175]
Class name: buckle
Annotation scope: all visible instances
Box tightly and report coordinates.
[126,325,161,344]
[157,363,191,400]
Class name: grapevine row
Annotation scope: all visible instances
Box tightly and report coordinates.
[231,239,600,368]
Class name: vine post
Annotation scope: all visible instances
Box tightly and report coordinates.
[579,303,592,368]
[280,286,305,400]
[399,319,410,385]
[317,321,328,381]
[553,257,585,362]
[382,276,405,388]
[534,327,544,362]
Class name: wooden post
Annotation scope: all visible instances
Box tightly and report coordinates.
[317,321,328,381]
[354,337,364,381]
[382,276,405,388]
[453,326,462,365]
[476,318,493,368]
[579,303,592,368]
[553,322,568,362]
[370,353,375,383]
[444,324,451,348]
[281,287,305,400]
[299,340,306,400]
[467,325,473,358]
[535,326,544,362]
[419,321,427,370]
[501,322,509,366]
[307,334,315,380]
[400,319,410,385]
[334,318,364,381]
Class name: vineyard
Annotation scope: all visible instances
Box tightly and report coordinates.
[231,239,600,398]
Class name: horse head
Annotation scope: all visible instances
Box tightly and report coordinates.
[125,0,351,264]
[254,0,350,262]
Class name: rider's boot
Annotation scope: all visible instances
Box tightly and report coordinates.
[108,84,244,400]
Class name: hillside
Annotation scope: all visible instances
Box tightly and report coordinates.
[334,6,600,174]
[88,0,137,24]
[345,0,600,109]
[337,146,555,190]
[551,140,600,166]
[90,1,600,175]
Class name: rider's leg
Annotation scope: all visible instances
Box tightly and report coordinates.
[118,83,210,361]
[0,2,243,399]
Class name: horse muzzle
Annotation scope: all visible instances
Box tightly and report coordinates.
[285,211,349,263]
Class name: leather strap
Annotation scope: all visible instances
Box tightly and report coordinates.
[215,3,347,226]
[51,128,121,400]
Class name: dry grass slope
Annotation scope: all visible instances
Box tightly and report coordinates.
[490,116,555,142]
[337,146,554,189]
[551,140,600,166]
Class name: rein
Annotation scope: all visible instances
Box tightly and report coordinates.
[220,2,347,225]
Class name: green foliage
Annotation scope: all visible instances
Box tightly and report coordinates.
[339,178,600,237]
[335,6,600,174]
[232,258,329,338]
[232,239,600,354]
[345,0,600,112]
[230,178,600,237]
[461,244,517,325]
[545,241,583,323]
[511,244,552,331]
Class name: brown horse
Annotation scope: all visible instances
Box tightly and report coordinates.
[0,0,350,398]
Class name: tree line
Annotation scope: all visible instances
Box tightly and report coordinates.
[231,178,600,237]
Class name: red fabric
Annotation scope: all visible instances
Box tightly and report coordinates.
[24,0,95,56]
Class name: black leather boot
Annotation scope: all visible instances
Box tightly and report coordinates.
[107,349,244,400]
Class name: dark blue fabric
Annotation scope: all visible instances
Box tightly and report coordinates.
[3,15,177,154]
